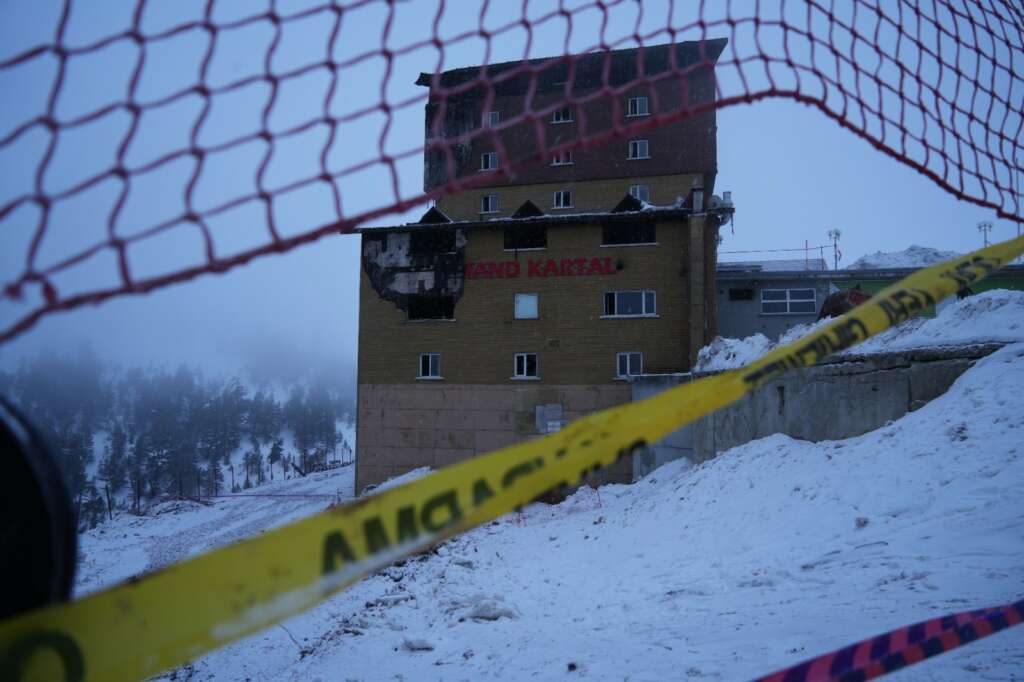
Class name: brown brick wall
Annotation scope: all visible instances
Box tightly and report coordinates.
[436,173,702,222]
[358,219,693,385]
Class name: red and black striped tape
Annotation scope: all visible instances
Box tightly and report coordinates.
[754,599,1024,682]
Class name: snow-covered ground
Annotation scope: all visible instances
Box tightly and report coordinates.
[75,466,354,597]
[75,341,1024,680]
[847,245,961,270]
[696,289,1024,372]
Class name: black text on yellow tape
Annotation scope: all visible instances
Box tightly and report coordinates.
[2,236,1022,682]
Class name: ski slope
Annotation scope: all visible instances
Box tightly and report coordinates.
[75,346,1024,680]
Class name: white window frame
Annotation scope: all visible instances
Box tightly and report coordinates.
[604,290,657,318]
[615,352,643,378]
[514,293,539,319]
[629,184,650,202]
[513,352,539,380]
[551,106,573,123]
[417,353,442,379]
[480,152,498,171]
[550,150,574,166]
[480,194,499,214]
[627,96,649,117]
[552,189,573,209]
[483,110,500,128]
[761,288,817,315]
[628,139,650,159]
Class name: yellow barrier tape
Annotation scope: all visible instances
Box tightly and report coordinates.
[2,236,1022,682]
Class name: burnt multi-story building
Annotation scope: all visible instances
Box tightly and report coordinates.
[355,40,732,493]
[420,38,727,219]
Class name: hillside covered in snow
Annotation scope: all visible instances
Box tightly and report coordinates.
[846,245,961,270]
[76,342,1024,680]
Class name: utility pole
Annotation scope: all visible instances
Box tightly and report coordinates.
[827,228,842,270]
[978,220,992,247]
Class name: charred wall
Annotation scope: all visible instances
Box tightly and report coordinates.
[361,228,467,316]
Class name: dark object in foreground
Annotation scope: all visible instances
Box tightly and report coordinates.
[0,399,77,619]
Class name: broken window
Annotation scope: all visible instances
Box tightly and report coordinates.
[409,229,455,256]
[408,295,455,320]
[602,221,655,245]
[504,223,547,250]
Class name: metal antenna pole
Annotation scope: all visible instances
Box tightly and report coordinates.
[826,229,842,270]
[978,221,992,247]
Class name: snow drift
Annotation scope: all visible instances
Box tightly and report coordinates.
[847,245,961,270]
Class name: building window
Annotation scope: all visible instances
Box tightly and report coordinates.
[551,150,574,166]
[628,139,649,159]
[483,110,500,127]
[602,221,655,245]
[513,352,538,379]
[616,352,643,377]
[604,290,656,317]
[409,229,455,255]
[481,194,499,213]
[480,152,498,171]
[551,106,573,123]
[514,293,539,319]
[504,223,546,250]
[728,288,754,301]
[627,96,649,117]
[761,288,817,314]
[418,353,441,378]
[629,184,650,202]
[553,189,573,209]
[408,295,455,320]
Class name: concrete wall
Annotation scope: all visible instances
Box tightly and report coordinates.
[358,382,631,491]
[631,345,1001,479]
[715,277,832,340]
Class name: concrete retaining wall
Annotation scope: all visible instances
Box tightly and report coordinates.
[631,344,1002,480]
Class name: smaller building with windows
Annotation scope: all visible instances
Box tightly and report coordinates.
[356,195,730,492]
[715,259,830,340]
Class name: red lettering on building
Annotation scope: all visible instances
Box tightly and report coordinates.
[464,257,617,279]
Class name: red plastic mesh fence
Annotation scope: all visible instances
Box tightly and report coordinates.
[1,0,1021,344]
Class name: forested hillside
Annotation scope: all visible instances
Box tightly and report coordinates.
[0,349,354,531]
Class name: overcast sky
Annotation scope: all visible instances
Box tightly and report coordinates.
[0,0,1020,384]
